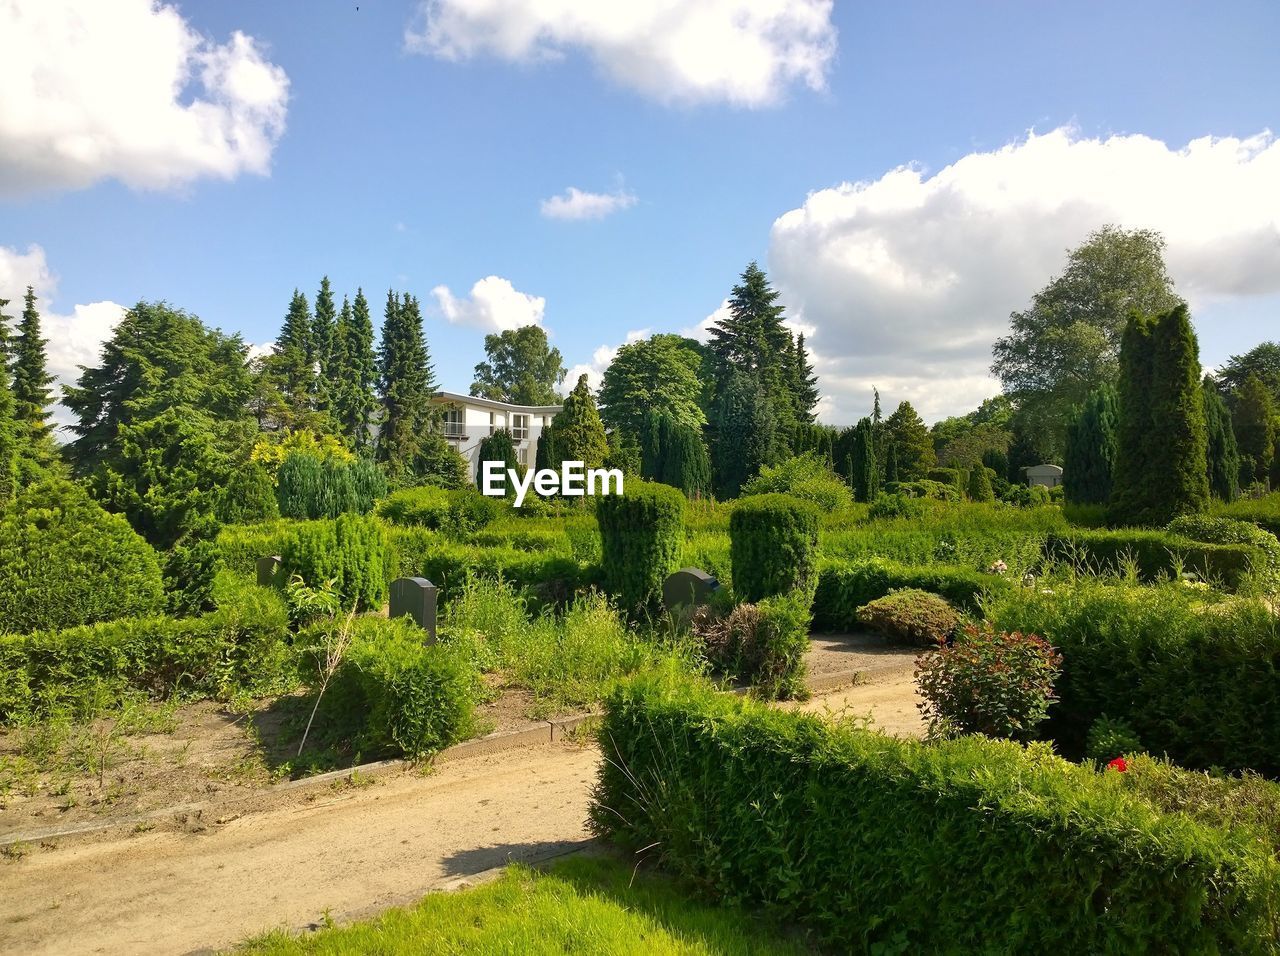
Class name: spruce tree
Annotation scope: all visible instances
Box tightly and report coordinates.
[273,289,315,422]
[12,287,55,450]
[312,276,337,413]
[1203,381,1240,502]
[1149,305,1209,520]
[1063,385,1118,505]
[344,288,378,452]
[712,371,777,498]
[1233,373,1275,488]
[551,374,608,469]
[792,333,820,423]
[0,297,16,500]
[376,291,435,473]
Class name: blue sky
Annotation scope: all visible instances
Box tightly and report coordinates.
[2,0,1278,425]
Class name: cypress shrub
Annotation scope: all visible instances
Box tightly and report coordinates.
[1063,385,1117,505]
[596,481,685,617]
[216,461,279,524]
[278,452,383,519]
[1204,381,1240,502]
[277,451,326,519]
[1110,312,1156,524]
[476,428,519,495]
[282,513,389,611]
[729,493,820,602]
[966,466,995,503]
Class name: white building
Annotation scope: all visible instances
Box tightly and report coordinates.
[431,391,561,480]
[1025,463,1064,489]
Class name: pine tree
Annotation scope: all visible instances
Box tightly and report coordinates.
[884,442,899,485]
[12,287,55,450]
[1063,385,1118,505]
[273,289,315,422]
[0,297,17,500]
[376,291,435,473]
[1233,373,1275,488]
[883,401,935,480]
[1203,381,1240,502]
[312,276,337,413]
[712,371,777,498]
[551,374,608,470]
[1149,305,1209,520]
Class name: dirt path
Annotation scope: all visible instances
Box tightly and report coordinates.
[0,743,599,956]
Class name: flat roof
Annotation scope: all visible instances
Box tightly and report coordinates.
[431,390,562,414]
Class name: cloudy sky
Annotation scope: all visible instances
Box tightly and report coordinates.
[2,0,1278,427]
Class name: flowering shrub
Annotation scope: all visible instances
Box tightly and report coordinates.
[916,623,1062,740]
[1107,757,1129,772]
[988,559,1008,575]
[856,588,960,647]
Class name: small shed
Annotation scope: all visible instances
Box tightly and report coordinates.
[1025,463,1063,489]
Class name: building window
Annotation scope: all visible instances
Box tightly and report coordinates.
[510,413,529,441]
[442,407,465,438]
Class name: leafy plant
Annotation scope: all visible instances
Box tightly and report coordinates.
[855,588,959,646]
[1085,715,1144,763]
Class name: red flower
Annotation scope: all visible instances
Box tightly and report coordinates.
[1107,757,1128,773]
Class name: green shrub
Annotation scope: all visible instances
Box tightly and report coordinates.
[886,479,960,502]
[867,492,927,519]
[315,617,479,757]
[378,485,500,536]
[741,454,853,512]
[986,581,1280,773]
[0,479,165,635]
[282,513,389,611]
[855,588,960,646]
[277,452,386,520]
[915,623,1062,739]
[966,467,995,503]
[692,590,812,700]
[216,461,279,524]
[1086,716,1144,763]
[1044,528,1267,590]
[811,558,1008,630]
[1002,483,1051,507]
[1213,492,1280,539]
[729,494,819,603]
[592,675,1280,952]
[1167,514,1280,588]
[596,481,685,617]
[0,572,292,723]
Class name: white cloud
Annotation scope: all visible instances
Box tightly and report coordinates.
[541,186,637,221]
[0,244,127,428]
[563,328,650,394]
[769,127,1280,424]
[431,275,546,332]
[406,0,836,107]
[0,0,289,197]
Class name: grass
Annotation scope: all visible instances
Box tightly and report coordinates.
[239,854,810,955]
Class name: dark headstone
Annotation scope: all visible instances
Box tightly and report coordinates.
[663,567,720,613]
[256,555,282,588]
[389,576,438,641]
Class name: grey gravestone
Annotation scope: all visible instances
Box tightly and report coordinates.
[389,576,439,641]
[256,555,282,588]
[663,567,721,613]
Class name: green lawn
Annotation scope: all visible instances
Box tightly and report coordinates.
[239,854,811,955]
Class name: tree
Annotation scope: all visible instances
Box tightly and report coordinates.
[271,289,316,426]
[11,287,55,453]
[1203,381,1240,502]
[471,325,565,406]
[884,442,899,484]
[345,288,378,451]
[712,371,777,498]
[1062,385,1117,505]
[1233,373,1275,488]
[967,466,995,503]
[62,301,256,547]
[1110,307,1208,525]
[551,374,608,469]
[992,227,1182,455]
[1217,342,1280,406]
[376,291,436,474]
[883,401,935,480]
[598,334,706,438]
[475,428,519,495]
[851,417,878,503]
[312,276,337,413]
[0,298,16,500]
[638,410,711,497]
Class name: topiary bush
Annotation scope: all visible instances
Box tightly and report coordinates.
[915,623,1062,740]
[867,492,929,519]
[0,479,165,635]
[596,480,685,617]
[729,493,820,603]
[281,513,389,611]
[812,558,1010,630]
[215,461,279,524]
[855,589,959,646]
[741,453,853,512]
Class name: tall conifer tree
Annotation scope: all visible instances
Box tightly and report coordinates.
[1203,381,1240,502]
[551,374,608,469]
[376,291,435,472]
[312,276,337,413]
[273,289,315,422]
[12,287,55,450]
[1063,385,1118,505]
[1150,305,1209,520]
[343,288,378,452]
[1233,373,1275,488]
[0,297,17,499]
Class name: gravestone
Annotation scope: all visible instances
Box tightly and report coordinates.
[662,567,720,614]
[389,576,439,642]
[256,555,282,588]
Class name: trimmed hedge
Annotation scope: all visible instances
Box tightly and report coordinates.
[596,481,685,617]
[1044,529,1267,590]
[729,493,820,602]
[986,582,1280,774]
[0,573,292,723]
[281,513,389,611]
[855,588,960,646]
[376,485,500,536]
[592,675,1280,952]
[1214,493,1280,539]
[811,558,1009,631]
[310,617,479,758]
[0,479,166,635]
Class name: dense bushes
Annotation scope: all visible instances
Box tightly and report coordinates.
[215,461,279,524]
[811,558,1008,630]
[377,485,500,536]
[282,513,389,610]
[596,481,685,616]
[311,616,479,757]
[1166,514,1280,587]
[987,581,1280,773]
[740,453,852,512]
[277,452,386,520]
[0,573,292,723]
[693,590,813,699]
[1044,528,1268,590]
[855,589,959,646]
[729,493,819,602]
[0,479,166,634]
[1214,492,1280,539]
[593,676,1280,952]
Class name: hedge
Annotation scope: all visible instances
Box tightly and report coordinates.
[0,573,292,724]
[1214,493,1280,539]
[596,481,685,617]
[376,485,500,536]
[986,582,1280,774]
[811,558,1009,631]
[1044,529,1267,591]
[592,675,1280,952]
[729,493,820,602]
[281,513,390,611]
